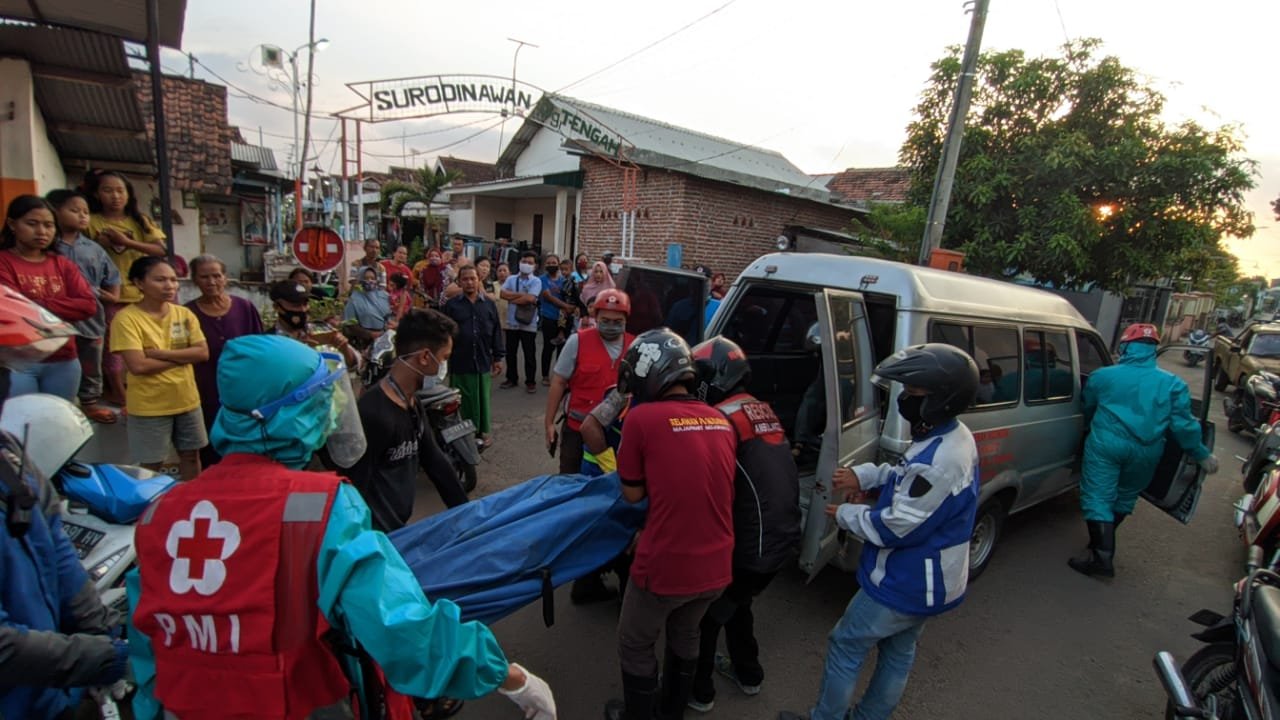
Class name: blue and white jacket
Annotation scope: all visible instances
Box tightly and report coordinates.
[836,419,979,617]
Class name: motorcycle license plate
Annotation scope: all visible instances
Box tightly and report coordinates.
[63,522,105,559]
[441,420,476,444]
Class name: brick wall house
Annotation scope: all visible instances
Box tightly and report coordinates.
[576,156,858,277]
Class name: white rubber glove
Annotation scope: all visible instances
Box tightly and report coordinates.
[498,663,556,719]
[1199,455,1220,475]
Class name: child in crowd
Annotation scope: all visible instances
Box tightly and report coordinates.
[86,170,166,406]
[0,195,98,400]
[47,189,122,422]
[110,256,209,480]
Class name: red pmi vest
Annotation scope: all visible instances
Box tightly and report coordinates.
[133,455,350,720]
[566,328,634,431]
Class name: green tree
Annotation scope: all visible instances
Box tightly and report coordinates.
[379,166,462,250]
[848,203,923,263]
[901,39,1257,291]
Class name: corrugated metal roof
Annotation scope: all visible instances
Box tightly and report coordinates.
[0,23,152,166]
[0,22,130,73]
[231,142,278,171]
[0,0,186,47]
[34,78,145,129]
[498,94,831,201]
[55,132,151,164]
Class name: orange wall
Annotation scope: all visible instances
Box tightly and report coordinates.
[0,177,38,215]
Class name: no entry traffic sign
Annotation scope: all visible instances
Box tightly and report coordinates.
[292,227,344,272]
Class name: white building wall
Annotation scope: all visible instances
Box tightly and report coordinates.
[512,198,556,247]
[28,95,66,192]
[513,129,580,178]
[0,59,65,195]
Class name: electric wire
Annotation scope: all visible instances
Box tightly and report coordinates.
[554,0,739,94]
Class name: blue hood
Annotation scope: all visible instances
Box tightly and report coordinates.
[1118,340,1158,367]
[211,335,334,468]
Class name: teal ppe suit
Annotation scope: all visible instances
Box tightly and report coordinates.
[126,336,509,719]
[1079,340,1210,522]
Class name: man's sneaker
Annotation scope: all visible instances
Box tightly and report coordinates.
[715,654,761,696]
[686,696,714,713]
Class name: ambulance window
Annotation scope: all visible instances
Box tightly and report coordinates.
[723,288,817,354]
[1025,329,1075,403]
[1076,331,1112,376]
[828,297,860,426]
[929,321,1020,407]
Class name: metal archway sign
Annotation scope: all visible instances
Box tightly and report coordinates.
[337,74,543,123]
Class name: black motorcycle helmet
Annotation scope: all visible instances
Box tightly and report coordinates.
[618,328,696,404]
[873,343,979,427]
[692,335,751,406]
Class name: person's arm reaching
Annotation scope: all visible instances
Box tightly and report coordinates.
[1168,378,1215,470]
[831,463,960,549]
[419,428,468,508]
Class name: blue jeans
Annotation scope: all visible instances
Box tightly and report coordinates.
[6,357,82,401]
[812,589,927,720]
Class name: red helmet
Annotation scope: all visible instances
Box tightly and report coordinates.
[1120,323,1160,344]
[592,288,631,317]
[0,285,75,369]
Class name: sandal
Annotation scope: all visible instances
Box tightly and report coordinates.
[81,404,118,424]
[414,697,465,719]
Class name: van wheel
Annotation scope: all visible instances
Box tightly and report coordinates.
[1214,365,1229,392]
[969,499,1006,581]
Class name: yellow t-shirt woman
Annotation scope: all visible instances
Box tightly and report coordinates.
[109,302,205,416]
[88,215,166,303]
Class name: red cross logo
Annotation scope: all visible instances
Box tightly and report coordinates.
[165,501,241,596]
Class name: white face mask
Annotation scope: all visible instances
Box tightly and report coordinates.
[519,262,536,276]
[609,263,622,274]
[401,350,448,389]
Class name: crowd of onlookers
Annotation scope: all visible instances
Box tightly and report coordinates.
[2,177,725,477]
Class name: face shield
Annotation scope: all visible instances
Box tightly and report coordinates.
[248,351,367,468]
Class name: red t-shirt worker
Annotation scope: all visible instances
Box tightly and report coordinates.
[606,328,737,720]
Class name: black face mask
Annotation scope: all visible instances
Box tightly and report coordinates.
[897,392,927,430]
[279,307,308,330]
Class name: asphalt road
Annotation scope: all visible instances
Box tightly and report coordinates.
[79,347,1249,719]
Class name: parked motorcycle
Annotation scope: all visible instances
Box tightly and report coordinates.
[361,330,396,388]
[58,461,175,614]
[0,393,176,615]
[1184,329,1212,367]
[1153,560,1280,720]
[1224,370,1280,435]
[417,383,481,493]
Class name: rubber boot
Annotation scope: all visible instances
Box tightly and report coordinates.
[604,672,658,720]
[658,647,698,720]
[1067,521,1115,578]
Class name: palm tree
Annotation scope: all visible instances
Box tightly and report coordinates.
[379,166,462,250]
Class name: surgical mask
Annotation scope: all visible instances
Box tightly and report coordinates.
[429,256,441,266]
[545,265,558,275]
[597,319,626,341]
[609,262,622,274]
[400,349,448,389]
[577,260,589,271]
[360,279,376,292]
[897,392,927,429]
[279,308,308,330]
[519,262,536,276]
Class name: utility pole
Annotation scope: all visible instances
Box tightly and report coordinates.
[300,0,318,213]
[918,0,989,266]
[499,37,537,154]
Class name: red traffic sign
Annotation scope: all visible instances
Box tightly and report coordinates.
[292,226,344,272]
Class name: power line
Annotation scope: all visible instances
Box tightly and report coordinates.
[359,118,506,159]
[555,0,739,94]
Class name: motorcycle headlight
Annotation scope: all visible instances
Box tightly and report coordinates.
[87,546,130,582]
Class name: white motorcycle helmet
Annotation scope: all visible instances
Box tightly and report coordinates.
[0,393,93,480]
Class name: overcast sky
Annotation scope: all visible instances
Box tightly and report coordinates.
[171,0,1280,278]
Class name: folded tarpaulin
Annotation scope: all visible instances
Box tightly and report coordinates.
[389,472,647,625]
